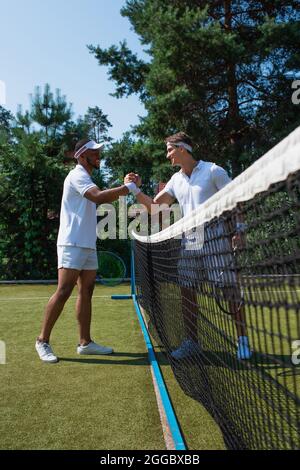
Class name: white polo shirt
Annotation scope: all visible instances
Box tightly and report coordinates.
[163,160,231,216]
[57,165,97,249]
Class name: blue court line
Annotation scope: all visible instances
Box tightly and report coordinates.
[132,294,186,450]
[111,242,186,451]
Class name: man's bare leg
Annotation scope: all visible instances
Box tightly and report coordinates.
[225,287,252,359]
[171,286,199,359]
[230,302,247,337]
[76,270,96,346]
[224,287,247,337]
[181,286,199,343]
[38,268,79,343]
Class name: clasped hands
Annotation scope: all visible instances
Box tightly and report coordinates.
[124,173,142,187]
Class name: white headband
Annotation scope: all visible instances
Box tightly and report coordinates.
[167,141,193,153]
[74,140,104,159]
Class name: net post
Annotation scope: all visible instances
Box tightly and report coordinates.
[131,239,136,296]
[111,241,135,300]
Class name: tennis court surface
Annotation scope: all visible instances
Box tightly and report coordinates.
[0,284,225,450]
[133,126,300,450]
[1,128,300,450]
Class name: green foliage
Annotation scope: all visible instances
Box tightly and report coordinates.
[88,41,149,99]
[102,131,179,199]
[0,85,74,279]
[89,0,300,178]
[84,106,112,143]
[239,177,300,275]
[0,134,68,279]
[2,2,300,280]
[29,84,73,139]
[0,106,14,141]
[0,81,119,280]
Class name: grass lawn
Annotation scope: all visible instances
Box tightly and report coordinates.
[148,281,300,449]
[0,283,225,450]
[0,284,165,450]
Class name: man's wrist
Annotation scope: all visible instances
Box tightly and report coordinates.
[125,182,141,196]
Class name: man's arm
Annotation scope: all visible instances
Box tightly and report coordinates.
[124,172,175,213]
[84,185,129,204]
[136,190,175,213]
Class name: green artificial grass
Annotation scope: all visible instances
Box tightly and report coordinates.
[158,361,226,450]
[0,283,225,450]
[0,284,165,450]
[147,281,300,449]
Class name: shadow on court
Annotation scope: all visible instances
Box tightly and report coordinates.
[58,352,149,366]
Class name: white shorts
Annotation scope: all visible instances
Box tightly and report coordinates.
[177,245,237,289]
[57,246,98,271]
[177,222,237,289]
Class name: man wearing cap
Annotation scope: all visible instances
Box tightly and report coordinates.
[35,138,140,363]
[125,131,251,361]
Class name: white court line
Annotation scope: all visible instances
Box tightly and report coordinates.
[1,290,300,301]
[243,288,300,291]
[0,295,115,301]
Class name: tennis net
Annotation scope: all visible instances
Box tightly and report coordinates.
[133,126,300,450]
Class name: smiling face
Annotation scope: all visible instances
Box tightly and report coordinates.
[166,144,184,167]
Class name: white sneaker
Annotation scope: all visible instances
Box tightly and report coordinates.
[171,339,200,360]
[35,340,58,363]
[77,341,113,356]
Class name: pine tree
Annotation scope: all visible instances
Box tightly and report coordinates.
[89,0,300,177]
[84,106,112,143]
[0,106,14,136]
[29,84,73,140]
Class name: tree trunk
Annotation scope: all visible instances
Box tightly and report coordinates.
[224,0,242,177]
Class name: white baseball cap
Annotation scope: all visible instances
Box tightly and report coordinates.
[74,140,105,159]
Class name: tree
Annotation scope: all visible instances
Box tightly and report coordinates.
[104,132,162,193]
[0,134,68,279]
[84,106,112,143]
[59,117,90,159]
[89,0,300,177]
[0,106,14,138]
[88,41,149,100]
[30,83,73,140]
[14,83,75,160]
[0,84,116,279]
[0,86,76,279]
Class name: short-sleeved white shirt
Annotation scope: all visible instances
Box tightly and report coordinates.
[163,160,231,216]
[57,164,97,249]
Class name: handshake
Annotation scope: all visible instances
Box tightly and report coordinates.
[123,173,142,196]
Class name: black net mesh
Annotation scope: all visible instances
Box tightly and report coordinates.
[134,170,300,450]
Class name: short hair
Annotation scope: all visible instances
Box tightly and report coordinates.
[164,132,193,149]
[74,138,90,152]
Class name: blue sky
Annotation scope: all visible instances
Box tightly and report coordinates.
[0,0,147,140]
